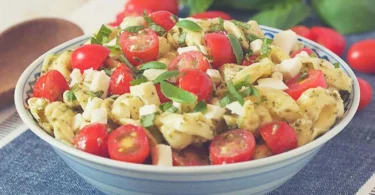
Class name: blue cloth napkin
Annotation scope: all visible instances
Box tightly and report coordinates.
[1,9,375,195]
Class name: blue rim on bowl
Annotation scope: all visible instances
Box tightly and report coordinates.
[14,25,360,174]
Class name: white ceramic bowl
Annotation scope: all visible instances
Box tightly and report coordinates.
[15,26,360,195]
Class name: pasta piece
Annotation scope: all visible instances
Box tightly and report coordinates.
[120,16,145,29]
[223,20,249,49]
[290,118,313,146]
[158,52,177,65]
[237,100,260,136]
[245,20,264,38]
[269,45,290,64]
[158,37,173,58]
[111,94,144,125]
[166,26,180,49]
[50,103,76,145]
[232,58,273,85]
[41,51,73,80]
[219,63,246,82]
[28,98,53,135]
[254,144,273,159]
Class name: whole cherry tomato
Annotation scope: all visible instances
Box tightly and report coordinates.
[204,33,236,68]
[169,51,210,72]
[72,44,110,72]
[178,68,213,102]
[191,11,232,20]
[109,65,134,95]
[290,26,312,40]
[259,121,297,155]
[347,40,375,74]
[149,11,178,32]
[357,77,372,111]
[74,123,109,157]
[33,70,69,102]
[125,0,179,15]
[310,26,346,56]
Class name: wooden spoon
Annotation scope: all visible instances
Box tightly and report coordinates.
[0,18,84,108]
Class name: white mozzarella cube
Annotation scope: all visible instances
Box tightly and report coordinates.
[82,97,104,121]
[295,51,310,58]
[250,39,263,55]
[275,58,302,80]
[83,68,95,83]
[206,69,222,84]
[143,69,167,81]
[151,144,173,166]
[139,104,161,117]
[89,71,110,98]
[72,114,89,132]
[257,78,289,90]
[177,45,207,55]
[204,104,226,120]
[120,16,145,30]
[130,82,161,105]
[69,69,82,87]
[272,72,284,81]
[273,30,299,54]
[172,101,182,112]
[91,108,107,124]
[226,101,245,116]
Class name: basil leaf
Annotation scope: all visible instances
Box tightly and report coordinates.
[153,70,180,84]
[124,25,145,33]
[219,95,235,107]
[298,72,309,82]
[120,55,139,74]
[160,81,197,103]
[141,113,156,128]
[178,32,187,47]
[193,100,207,113]
[227,81,244,105]
[66,90,76,102]
[234,76,251,90]
[245,33,260,42]
[228,33,244,64]
[210,17,225,32]
[130,75,148,86]
[231,20,251,30]
[138,62,167,70]
[333,62,340,68]
[251,0,310,29]
[143,12,166,36]
[313,0,375,34]
[181,0,214,15]
[260,38,273,59]
[176,20,202,32]
[91,25,112,45]
[87,91,104,98]
[160,102,178,113]
[102,68,114,76]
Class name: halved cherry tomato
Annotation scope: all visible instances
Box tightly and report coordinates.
[108,125,150,164]
[109,65,134,95]
[209,129,256,165]
[149,11,178,32]
[290,48,316,58]
[204,33,236,68]
[179,68,213,102]
[125,0,179,15]
[310,26,346,56]
[242,55,258,66]
[260,121,297,155]
[120,28,159,66]
[169,51,210,71]
[290,26,312,40]
[285,70,327,100]
[72,44,110,73]
[172,146,210,166]
[191,11,232,20]
[155,83,170,103]
[73,123,109,157]
[33,70,69,102]
[347,40,375,74]
[358,77,372,111]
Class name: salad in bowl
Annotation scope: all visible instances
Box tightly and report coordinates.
[25,10,353,168]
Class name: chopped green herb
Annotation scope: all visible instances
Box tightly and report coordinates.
[234,76,251,90]
[231,20,251,29]
[102,68,114,76]
[333,62,340,68]
[228,33,244,64]
[160,102,179,113]
[245,34,260,42]
[66,90,76,101]
[210,17,224,32]
[153,70,180,84]
[160,81,197,103]
[91,25,112,45]
[123,25,145,33]
[143,12,166,36]
[175,20,202,32]
[138,61,167,70]
[120,55,139,74]
[88,91,104,98]
[299,72,309,81]
[193,100,207,113]
[141,113,156,128]
[310,52,317,57]
[130,75,148,86]
[227,81,244,105]
[178,32,187,47]
[260,38,273,59]
[219,95,235,107]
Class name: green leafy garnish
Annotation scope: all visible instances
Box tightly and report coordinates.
[298,72,309,81]
[138,62,167,70]
[245,33,260,42]
[120,55,139,74]
[130,75,148,86]
[91,25,112,45]
[333,62,340,68]
[66,90,77,102]
[310,52,317,57]
[228,33,244,64]
[141,113,157,128]
[178,32,187,47]
[102,68,114,76]
[160,102,178,113]
[160,81,197,103]
[219,95,235,107]
[193,100,207,113]
[143,12,167,36]
[260,38,273,59]
[153,70,180,84]
[210,17,225,32]
[123,25,145,33]
[87,91,104,98]
[227,81,244,105]
[176,20,202,32]
[231,20,251,29]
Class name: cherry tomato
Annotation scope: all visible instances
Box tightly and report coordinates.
[149,11,178,32]
[120,28,159,66]
[108,11,126,27]
[285,70,327,100]
[108,125,150,164]
[172,146,210,166]
[290,26,312,40]
[259,121,297,155]
[33,70,69,102]
[191,11,232,20]
[310,26,346,56]
[169,51,210,71]
[347,40,375,74]
[109,65,134,95]
[290,48,316,58]
[155,83,170,103]
[125,0,179,15]
[242,55,258,66]
[209,129,256,165]
[72,44,110,72]
[204,33,236,68]
[358,77,372,111]
[179,68,213,102]
[73,123,109,157]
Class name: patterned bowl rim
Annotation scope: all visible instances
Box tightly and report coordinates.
[15,25,360,174]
